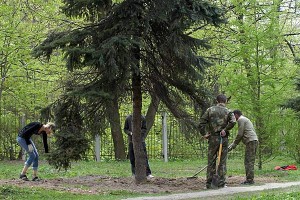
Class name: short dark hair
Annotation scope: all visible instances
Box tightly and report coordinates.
[233,110,242,116]
[216,94,227,103]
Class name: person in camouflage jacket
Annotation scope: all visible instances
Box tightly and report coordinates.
[199,94,236,189]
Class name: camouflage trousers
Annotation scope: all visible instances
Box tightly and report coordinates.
[206,136,228,188]
[244,140,258,182]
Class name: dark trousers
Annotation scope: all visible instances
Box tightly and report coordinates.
[129,142,151,176]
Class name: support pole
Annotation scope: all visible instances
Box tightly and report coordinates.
[21,115,26,161]
[95,134,101,162]
[162,112,168,162]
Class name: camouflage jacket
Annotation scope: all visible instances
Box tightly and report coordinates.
[199,103,236,136]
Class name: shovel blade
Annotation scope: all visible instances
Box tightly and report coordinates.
[211,174,219,189]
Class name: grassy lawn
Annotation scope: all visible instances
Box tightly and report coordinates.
[0,156,299,199]
[200,185,300,200]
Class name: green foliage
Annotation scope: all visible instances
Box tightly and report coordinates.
[32,0,226,120]
[0,0,67,161]
[47,130,89,171]
[0,0,65,112]
[32,0,229,174]
[47,96,89,170]
[204,0,299,165]
[61,0,112,21]
[284,76,300,113]
[284,96,300,113]
[282,75,300,162]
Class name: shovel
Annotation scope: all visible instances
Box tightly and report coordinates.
[187,155,218,179]
[187,164,208,179]
[211,136,223,189]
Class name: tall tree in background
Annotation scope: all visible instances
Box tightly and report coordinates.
[33,0,225,183]
[208,0,299,168]
[0,0,65,159]
[285,77,300,114]
[283,75,300,162]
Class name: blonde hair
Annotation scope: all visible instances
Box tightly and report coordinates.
[45,122,56,133]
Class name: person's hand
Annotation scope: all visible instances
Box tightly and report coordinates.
[203,133,210,139]
[220,129,226,137]
[228,143,236,152]
[28,144,33,153]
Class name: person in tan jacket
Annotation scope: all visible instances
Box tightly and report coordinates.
[228,110,258,185]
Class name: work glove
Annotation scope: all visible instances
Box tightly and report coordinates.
[228,143,236,152]
[28,144,34,153]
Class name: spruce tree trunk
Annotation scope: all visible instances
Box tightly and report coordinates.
[145,94,160,136]
[106,97,126,160]
[132,44,147,183]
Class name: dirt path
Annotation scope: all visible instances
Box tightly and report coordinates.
[0,175,298,199]
[123,181,300,200]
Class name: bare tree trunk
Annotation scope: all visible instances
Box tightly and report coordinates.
[132,41,147,183]
[132,70,146,184]
[106,97,126,160]
[145,94,160,136]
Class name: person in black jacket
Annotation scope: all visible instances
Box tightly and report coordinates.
[17,122,55,181]
[123,114,153,178]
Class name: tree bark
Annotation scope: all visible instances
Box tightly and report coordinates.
[132,40,147,183]
[132,70,146,184]
[145,94,160,136]
[106,97,126,160]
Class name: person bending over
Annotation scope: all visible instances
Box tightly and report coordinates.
[17,122,55,181]
[228,110,258,185]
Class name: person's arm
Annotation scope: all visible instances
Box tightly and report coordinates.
[199,109,209,136]
[42,132,49,153]
[123,117,132,135]
[224,112,236,131]
[229,119,244,151]
[233,119,244,146]
[141,116,147,138]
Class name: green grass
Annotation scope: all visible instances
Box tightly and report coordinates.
[3,156,298,180]
[0,156,299,199]
[200,185,300,200]
[0,185,148,200]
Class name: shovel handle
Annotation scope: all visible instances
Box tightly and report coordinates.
[216,137,223,173]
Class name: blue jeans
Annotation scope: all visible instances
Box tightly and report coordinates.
[17,136,39,170]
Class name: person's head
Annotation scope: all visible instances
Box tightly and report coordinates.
[216,94,227,104]
[44,122,56,135]
[233,110,242,120]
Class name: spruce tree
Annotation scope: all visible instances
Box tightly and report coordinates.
[33,0,225,183]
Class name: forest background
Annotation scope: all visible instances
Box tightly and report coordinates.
[0,0,300,182]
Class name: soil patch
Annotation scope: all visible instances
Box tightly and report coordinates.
[0,175,280,195]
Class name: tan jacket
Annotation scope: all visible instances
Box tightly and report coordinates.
[233,115,258,145]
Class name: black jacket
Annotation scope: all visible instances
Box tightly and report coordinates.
[123,115,147,143]
[18,122,49,153]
